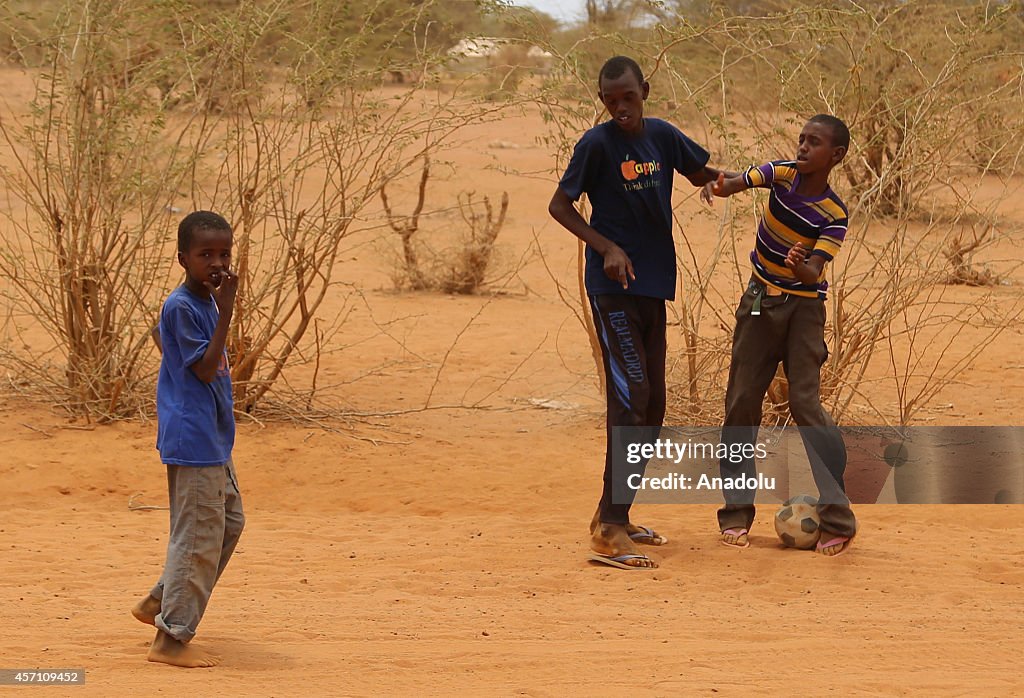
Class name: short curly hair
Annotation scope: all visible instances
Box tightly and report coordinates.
[177,211,232,253]
[808,114,850,151]
[598,56,644,88]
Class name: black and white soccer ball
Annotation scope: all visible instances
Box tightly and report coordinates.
[774,494,821,549]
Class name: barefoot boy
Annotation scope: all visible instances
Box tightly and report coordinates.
[549,56,726,569]
[132,211,244,666]
[708,115,857,556]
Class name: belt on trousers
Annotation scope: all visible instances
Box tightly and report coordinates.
[747,278,784,316]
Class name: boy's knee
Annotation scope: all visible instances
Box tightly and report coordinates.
[789,397,826,426]
[724,389,766,424]
[616,410,647,429]
[609,385,653,426]
[647,387,667,423]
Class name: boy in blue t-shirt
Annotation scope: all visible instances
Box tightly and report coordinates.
[131,211,244,667]
[549,56,728,570]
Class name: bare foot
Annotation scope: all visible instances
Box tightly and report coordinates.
[131,594,160,626]
[590,522,657,569]
[720,528,749,548]
[816,534,851,556]
[147,630,220,668]
[589,506,667,546]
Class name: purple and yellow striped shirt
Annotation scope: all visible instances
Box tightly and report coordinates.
[743,160,848,299]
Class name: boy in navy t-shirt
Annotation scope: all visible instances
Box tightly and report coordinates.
[131,211,244,666]
[549,56,729,570]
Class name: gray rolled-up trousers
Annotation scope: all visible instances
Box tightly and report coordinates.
[150,459,244,643]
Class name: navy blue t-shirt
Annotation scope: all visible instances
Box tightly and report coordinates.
[558,118,709,300]
[156,285,235,466]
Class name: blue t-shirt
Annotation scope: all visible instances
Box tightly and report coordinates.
[156,286,235,466]
[558,118,710,300]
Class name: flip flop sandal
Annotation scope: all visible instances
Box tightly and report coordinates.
[720,528,750,549]
[588,553,657,570]
[815,536,851,556]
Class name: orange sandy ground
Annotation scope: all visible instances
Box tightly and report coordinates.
[2,71,1024,695]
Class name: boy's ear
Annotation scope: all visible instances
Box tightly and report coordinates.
[832,145,847,165]
[641,80,650,100]
[176,251,186,269]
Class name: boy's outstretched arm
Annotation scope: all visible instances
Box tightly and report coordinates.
[705,171,748,199]
[684,165,727,187]
[684,166,742,204]
[548,187,634,290]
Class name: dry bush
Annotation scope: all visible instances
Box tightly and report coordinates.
[439,190,509,294]
[0,0,525,419]
[483,43,535,100]
[382,163,510,296]
[522,0,1024,427]
[0,0,63,66]
[188,1,522,414]
[719,1,1024,217]
[0,0,218,419]
[381,156,431,291]
[944,221,1002,287]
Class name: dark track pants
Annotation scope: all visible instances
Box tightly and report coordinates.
[718,280,857,538]
[591,294,666,526]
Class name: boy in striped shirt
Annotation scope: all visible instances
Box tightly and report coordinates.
[708,114,857,556]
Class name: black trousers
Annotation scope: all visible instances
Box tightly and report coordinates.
[590,294,666,525]
[718,279,857,538]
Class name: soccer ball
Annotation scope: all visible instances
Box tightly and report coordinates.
[774,495,821,549]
